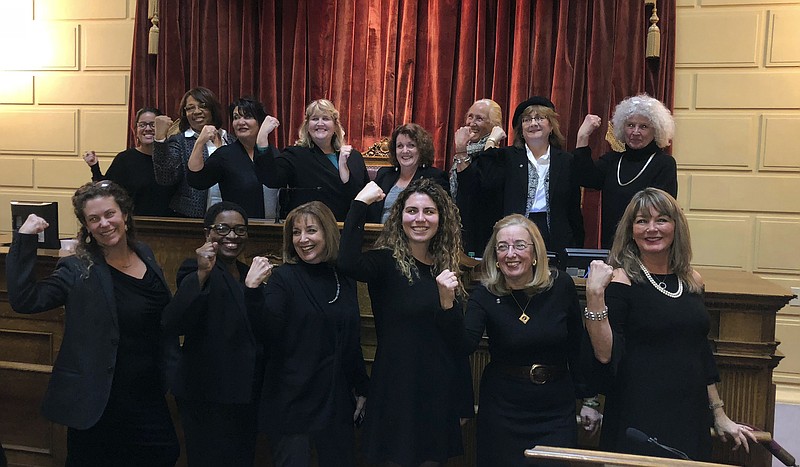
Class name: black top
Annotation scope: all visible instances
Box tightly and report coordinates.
[455,275,591,466]
[339,200,472,465]
[108,266,170,402]
[573,141,678,248]
[246,261,368,435]
[162,259,263,404]
[186,140,269,219]
[456,145,585,256]
[367,165,449,223]
[6,233,178,430]
[593,277,718,460]
[254,144,370,221]
[90,148,176,217]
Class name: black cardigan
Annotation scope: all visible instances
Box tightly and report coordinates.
[366,165,449,223]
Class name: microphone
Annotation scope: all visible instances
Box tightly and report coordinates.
[626,427,690,460]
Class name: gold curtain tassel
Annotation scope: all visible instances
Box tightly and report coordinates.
[646,5,661,59]
[148,19,160,55]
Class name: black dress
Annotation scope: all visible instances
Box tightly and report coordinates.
[338,200,472,466]
[458,272,588,466]
[90,148,176,217]
[595,277,717,461]
[572,141,677,248]
[67,266,179,467]
[246,261,368,466]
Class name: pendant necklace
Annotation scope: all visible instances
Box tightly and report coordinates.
[510,291,533,324]
[636,258,683,298]
[617,152,656,187]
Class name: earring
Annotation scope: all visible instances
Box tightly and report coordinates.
[85,235,92,244]
[532,259,537,266]
[125,224,128,231]
[495,262,500,269]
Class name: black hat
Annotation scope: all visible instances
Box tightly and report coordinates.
[512,96,556,127]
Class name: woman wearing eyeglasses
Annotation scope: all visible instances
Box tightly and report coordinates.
[444,214,597,466]
[162,201,266,466]
[7,181,179,466]
[454,96,584,256]
[244,201,368,466]
[82,107,177,216]
[152,87,232,218]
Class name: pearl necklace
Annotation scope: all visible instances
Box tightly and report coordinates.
[617,152,656,187]
[636,258,683,298]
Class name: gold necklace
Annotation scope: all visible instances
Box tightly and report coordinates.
[510,291,533,324]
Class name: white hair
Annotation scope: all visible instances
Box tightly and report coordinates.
[611,94,675,148]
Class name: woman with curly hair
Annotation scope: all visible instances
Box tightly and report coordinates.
[6,181,179,466]
[574,94,678,248]
[339,178,473,467]
[255,99,370,221]
[367,123,449,223]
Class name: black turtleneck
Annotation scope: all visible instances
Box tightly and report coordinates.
[573,139,677,248]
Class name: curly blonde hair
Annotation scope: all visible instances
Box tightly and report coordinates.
[374,178,466,298]
[295,99,346,152]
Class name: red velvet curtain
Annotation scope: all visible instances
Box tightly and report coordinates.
[130,0,675,246]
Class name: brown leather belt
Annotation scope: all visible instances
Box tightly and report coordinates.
[493,362,567,384]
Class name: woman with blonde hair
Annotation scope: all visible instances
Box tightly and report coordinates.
[446,214,596,466]
[584,188,755,460]
[255,99,369,220]
[339,178,473,466]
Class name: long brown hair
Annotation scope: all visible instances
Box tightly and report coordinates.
[375,178,466,297]
[282,201,340,265]
[608,188,702,294]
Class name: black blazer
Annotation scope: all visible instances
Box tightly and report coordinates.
[255,144,370,221]
[162,259,262,404]
[457,146,585,255]
[366,165,449,223]
[6,233,178,430]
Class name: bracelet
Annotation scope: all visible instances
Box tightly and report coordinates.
[454,156,472,164]
[709,400,724,410]
[583,306,608,321]
[582,397,600,408]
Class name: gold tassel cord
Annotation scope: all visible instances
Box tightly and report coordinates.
[646,3,661,59]
[148,0,160,55]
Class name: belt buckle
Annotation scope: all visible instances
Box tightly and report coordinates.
[529,364,549,384]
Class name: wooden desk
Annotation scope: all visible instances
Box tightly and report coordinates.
[0,219,793,466]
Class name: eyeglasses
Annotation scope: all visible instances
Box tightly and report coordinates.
[184,103,208,113]
[136,122,156,129]
[209,223,248,236]
[521,116,548,124]
[495,242,534,253]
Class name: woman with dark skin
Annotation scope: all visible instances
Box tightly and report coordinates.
[339,178,472,467]
[83,107,176,216]
[153,87,231,217]
[161,201,264,466]
[367,123,448,223]
[6,181,179,466]
[245,201,368,467]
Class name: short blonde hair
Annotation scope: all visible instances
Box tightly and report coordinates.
[472,99,503,128]
[295,99,346,151]
[481,214,553,296]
